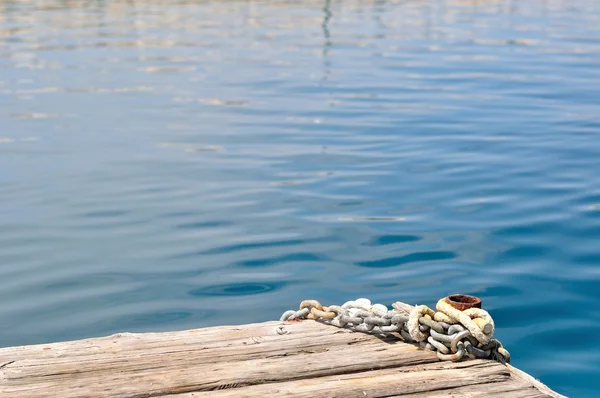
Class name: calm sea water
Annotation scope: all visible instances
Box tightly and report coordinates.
[1,0,600,395]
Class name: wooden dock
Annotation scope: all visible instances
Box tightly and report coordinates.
[0,319,564,398]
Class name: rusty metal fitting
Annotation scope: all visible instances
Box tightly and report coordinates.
[444,294,481,311]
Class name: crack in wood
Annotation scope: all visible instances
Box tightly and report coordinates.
[0,361,15,370]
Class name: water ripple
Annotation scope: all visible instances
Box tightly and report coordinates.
[189,281,288,297]
[1,0,600,396]
[357,251,457,268]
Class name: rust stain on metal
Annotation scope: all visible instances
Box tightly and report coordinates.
[444,294,482,311]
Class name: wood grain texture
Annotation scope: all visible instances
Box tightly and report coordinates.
[0,320,564,398]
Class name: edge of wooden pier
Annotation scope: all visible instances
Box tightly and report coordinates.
[0,320,565,398]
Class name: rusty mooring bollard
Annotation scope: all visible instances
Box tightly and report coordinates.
[444,294,481,311]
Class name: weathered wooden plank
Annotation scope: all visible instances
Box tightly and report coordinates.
[0,320,564,398]
[161,361,560,398]
[0,322,376,367]
[507,364,564,398]
[161,360,513,397]
[0,322,438,398]
[391,380,552,398]
[0,321,318,362]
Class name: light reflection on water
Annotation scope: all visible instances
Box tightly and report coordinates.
[2,0,600,396]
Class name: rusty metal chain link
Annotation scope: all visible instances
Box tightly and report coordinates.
[280,296,510,364]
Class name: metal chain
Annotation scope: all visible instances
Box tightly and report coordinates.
[280,297,510,364]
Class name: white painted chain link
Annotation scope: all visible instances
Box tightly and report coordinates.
[280,297,510,363]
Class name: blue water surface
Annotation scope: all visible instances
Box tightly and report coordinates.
[1,1,600,396]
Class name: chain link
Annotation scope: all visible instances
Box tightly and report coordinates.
[280,297,510,364]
